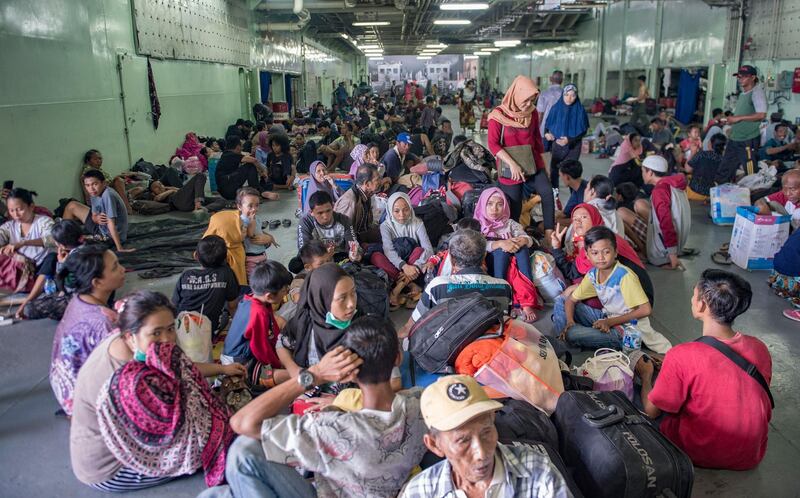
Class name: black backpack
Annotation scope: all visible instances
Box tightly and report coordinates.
[340,262,390,319]
[414,202,454,248]
[408,293,501,373]
[461,184,493,219]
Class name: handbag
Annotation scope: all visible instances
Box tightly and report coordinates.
[575,348,634,400]
[499,124,537,179]
[695,336,775,408]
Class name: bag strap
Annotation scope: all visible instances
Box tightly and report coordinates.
[695,336,775,408]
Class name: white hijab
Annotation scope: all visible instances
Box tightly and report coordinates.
[383,192,424,239]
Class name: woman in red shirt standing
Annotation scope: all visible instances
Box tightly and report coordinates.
[487,76,554,242]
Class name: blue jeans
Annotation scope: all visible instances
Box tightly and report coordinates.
[551,295,622,350]
[487,246,533,282]
[226,436,317,498]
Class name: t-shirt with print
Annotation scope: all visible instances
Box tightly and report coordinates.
[571,262,648,317]
[259,388,428,498]
[90,187,129,242]
[172,266,239,333]
[648,333,772,470]
[411,268,513,321]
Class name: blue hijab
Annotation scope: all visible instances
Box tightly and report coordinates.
[545,84,590,140]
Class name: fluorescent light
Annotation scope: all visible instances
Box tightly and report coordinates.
[440,2,489,10]
[434,19,471,25]
[352,21,390,26]
[359,45,381,49]
[426,43,448,48]
[464,55,478,60]
[494,39,521,47]
[484,48,500,52]
[368,56,384,60]
[420,50,440,54]
[473,51,490,56]
[417,56,432,60]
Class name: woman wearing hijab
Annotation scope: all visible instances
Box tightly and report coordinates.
[544,84,590,189]
[303,161,343,214]
[457,79,478,133]
[487,75,555,242]
[253,130,271,165]
[347,143,369,178]
[608,133,645,189]
[474,188,540,322]
[370,192,434,305]
[277,263,357,377]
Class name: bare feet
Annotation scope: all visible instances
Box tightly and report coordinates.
[261,191,280,201]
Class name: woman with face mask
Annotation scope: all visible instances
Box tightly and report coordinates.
[544,84,590,190]
[70,290,244,491]
[487,76,555,244]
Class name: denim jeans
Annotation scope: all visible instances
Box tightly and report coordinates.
[551,295,622,350]
[487,246,533,282]
[226,436,317,498]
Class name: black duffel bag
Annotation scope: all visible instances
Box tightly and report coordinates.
[553,390,694,498]
[408,293,501,374]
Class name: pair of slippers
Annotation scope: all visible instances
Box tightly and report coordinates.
[711,243,732,265]
[263,219,292,230]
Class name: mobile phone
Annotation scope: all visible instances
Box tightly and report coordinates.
[3,180,13,190]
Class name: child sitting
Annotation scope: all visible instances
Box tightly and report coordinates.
[292,190,360,273]
[16,220,83,321]
[425,218,482,279]
[557,159,588,221]
[474,187,540,322]
[686,134,726,201]
[637,269,771,470]
[552,226,671,353]
[62,169,132,252]
[755,169,800,229]
[769,228,800,321]
[678,124,702,163]
[223,260,293,389]
[172,236,239,337]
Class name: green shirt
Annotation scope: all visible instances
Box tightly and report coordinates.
[730,86,765,141]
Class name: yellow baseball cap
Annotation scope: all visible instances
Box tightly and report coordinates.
[420,375,503,431]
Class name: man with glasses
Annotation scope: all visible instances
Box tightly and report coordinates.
[715,65,767,184]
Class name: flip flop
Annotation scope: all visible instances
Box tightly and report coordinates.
[269,219,281,230]
[783,309,800,322]
[680,247,700,257]
[711,251,732,265]
[282,219,292,228]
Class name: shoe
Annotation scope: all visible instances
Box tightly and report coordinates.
[269,219,281,230]
[282,219,292,228]
[783,309,800,322]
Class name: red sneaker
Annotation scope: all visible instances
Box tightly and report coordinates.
[783,309,800,322]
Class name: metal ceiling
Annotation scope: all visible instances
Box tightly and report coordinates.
[252,0,607,55]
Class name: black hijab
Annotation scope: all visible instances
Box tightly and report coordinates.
[281,263,352,367]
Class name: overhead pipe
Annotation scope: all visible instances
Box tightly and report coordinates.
[257,8,311,31]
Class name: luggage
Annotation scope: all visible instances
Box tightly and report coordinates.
[414,202,454,248]
[494,398,558,448]
[729,205,791,271]
[575,349,634,400]
[297,173,354,212]
[553,390,694,498]
[531,250,566,304]
[408,293,502,373]
[461,183,493,219]
[340,262,390,319]
[709,184,750,225]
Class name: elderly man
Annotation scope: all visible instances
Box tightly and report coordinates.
[334,163,383,243]
[398,229,512,337]
[400,375,571,498]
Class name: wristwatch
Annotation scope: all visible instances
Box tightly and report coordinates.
[297,369,315,390]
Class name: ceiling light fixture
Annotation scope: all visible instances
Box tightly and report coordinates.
[439,2,489,10]
[368,56,385,60]
[433,19,471,25]
[484,48,500,52]
[426,43,448,48]
[494,39,521,47]
[417,56,432,60]
[359,44,381,49]
[473,51,490,56]
[353,21,390,26]
[464,55,479,60]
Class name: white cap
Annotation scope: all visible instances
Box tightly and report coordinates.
[642,155,668,173]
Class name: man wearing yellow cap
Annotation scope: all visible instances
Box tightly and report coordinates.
[400,375,571,498]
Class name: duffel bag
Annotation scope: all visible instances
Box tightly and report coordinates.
[553,390,694,498]
[408,292,501,373]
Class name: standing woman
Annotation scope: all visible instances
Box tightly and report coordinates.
[487,75,555,242]
[457,79,478,134]
[544,84,590,190]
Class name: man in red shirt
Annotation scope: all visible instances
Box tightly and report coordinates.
[637,269,773,470]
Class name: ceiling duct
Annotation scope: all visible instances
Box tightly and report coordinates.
[257,8,311,31]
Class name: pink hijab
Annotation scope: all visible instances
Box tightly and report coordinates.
[610,135,643,169]
[175,132,203,159]
[348,143,369,178]
[474,187,511,238]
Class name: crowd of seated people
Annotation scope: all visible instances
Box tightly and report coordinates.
[1,73,792,497]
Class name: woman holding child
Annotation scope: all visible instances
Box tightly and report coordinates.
[0,188,55,292]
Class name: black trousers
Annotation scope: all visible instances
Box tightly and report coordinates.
[716,136,760,184]
[218,164,269,200]
[498,169,555,230]
[549,140,582,189]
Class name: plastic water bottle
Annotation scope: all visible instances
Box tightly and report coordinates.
[44,277,57,296]
[622,319,642,355]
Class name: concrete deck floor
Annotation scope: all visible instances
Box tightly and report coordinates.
[1,107,798,497]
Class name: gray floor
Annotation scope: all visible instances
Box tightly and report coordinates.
[1,107,798,497]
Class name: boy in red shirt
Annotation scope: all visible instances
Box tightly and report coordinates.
[637,269,773,470]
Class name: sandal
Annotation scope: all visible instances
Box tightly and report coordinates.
[711,251,732,265]
[269,219,281,230]
[680,247,700,257]
[282,219,292,228]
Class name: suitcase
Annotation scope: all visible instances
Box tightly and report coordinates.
[553,391,693,498]
[297,174,354,212]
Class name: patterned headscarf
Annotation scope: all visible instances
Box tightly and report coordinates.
[348,143,369,177]
[96,342,233,487]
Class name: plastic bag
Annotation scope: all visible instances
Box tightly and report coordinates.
[175,310,212,363]
[575,348,634,400]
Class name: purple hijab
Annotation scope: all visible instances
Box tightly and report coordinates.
[303,161,340,214]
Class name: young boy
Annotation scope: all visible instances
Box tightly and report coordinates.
[640,155,691,269]
[291,190,359,273]
[755,169,800,229]
[223,260,292,367]
[637,269,772,470]
[552,226,672,353]
[62,169,132,252]
[557,159,588,220]
[172,235,239,336]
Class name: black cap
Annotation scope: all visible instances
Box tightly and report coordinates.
[733,65,758,77]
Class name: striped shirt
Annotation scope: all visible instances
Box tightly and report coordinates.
[399,442,572,498]
[411,267,512,321]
